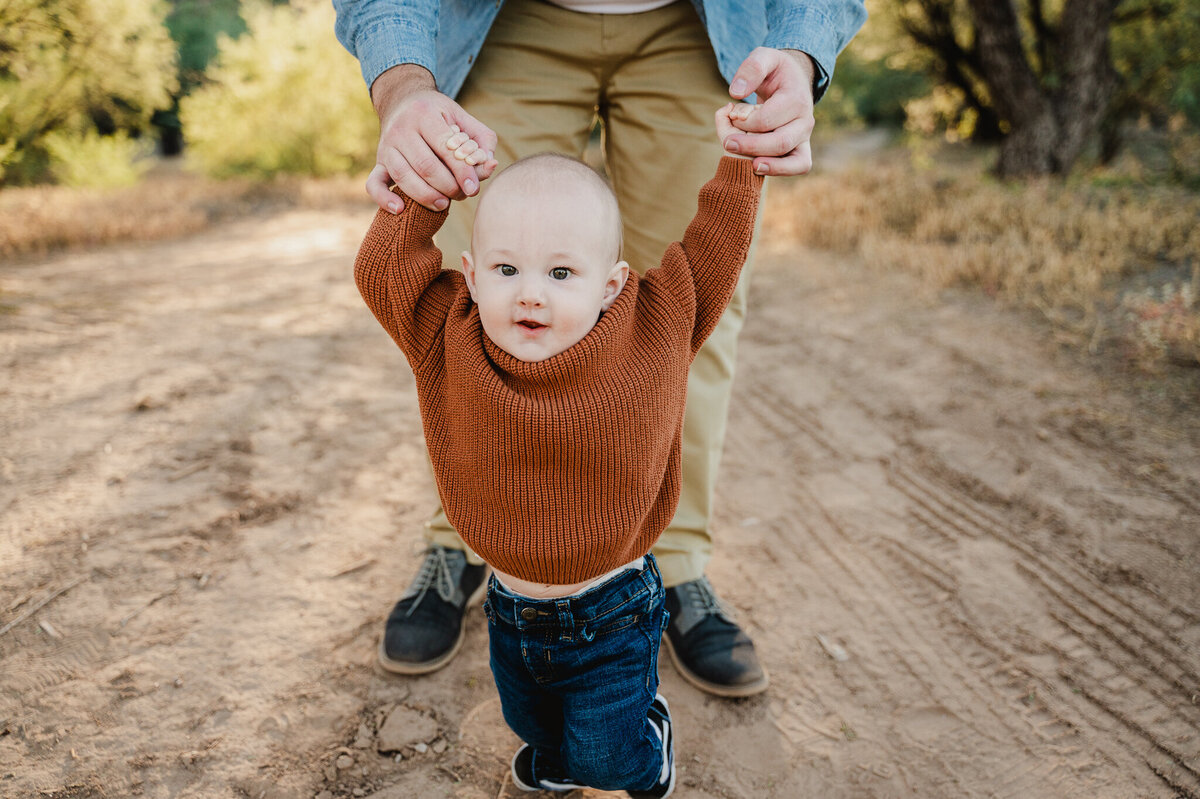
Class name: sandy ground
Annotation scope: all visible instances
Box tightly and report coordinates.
[2,174,1199,799]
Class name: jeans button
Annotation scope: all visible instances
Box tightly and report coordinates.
[520,607,537,621]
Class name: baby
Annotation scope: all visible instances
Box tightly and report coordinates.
[354,103,763,797]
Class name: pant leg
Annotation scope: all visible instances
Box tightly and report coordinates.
[598,2,761,587]
[485,581,565,758]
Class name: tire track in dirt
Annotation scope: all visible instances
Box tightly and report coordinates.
[727,371,1090,796]
[725,259,1194,797]
[886,454,1200,797]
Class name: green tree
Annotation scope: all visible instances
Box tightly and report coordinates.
[0,0,178,184]
[179,0,376,178]
[1107,1,1200,165]
[155,0,247,154]
[817,4,933,128]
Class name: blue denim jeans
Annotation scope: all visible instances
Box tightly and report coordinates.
[483,554,669,792]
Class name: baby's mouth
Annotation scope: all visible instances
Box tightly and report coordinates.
[517,320,546,330]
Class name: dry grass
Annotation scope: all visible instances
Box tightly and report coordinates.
[765,143,1200,369]
[5,145,1197,370]
[0,162,369,262]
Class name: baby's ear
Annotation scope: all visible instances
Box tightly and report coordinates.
[461,251,479,301]
[601,261,630,310]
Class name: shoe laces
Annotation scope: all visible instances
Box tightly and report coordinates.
[402,547,463,613]
[680,577,732,621]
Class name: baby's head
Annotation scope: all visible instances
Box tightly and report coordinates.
[461,153,629,362]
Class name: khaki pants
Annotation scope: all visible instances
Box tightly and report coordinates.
[424,0,760,588]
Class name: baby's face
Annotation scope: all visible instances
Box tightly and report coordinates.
[463,182,628,362]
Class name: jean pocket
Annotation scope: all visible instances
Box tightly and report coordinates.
[581,609,643,641]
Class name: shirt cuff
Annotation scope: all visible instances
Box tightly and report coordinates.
[763,7,838,102]
[352,19,439,91]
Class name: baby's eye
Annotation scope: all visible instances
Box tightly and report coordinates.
[550,267,571,280]
[498,264,517,276]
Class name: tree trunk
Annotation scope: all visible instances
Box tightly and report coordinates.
[967,0,1058,173]
[967,0,1120,176]
[1052,0,1120,169]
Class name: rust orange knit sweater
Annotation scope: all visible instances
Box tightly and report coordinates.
[355,156,763,583]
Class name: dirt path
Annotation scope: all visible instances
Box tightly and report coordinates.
[2,186,1198,799]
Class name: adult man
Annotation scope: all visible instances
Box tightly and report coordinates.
[334,0,865,697]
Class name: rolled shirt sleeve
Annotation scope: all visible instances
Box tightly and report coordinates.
[333,0,440,91]
[762,0,866,100]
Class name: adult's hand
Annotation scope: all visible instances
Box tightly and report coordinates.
[368,64,498,213]
[723,48,818,176]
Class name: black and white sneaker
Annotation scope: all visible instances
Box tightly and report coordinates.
[510,744,586,793]
[628,694,676,798]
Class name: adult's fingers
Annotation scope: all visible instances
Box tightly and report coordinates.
[366,163,404,213]
[723,117,813,160]
[376,142,453,211]
[728,47,781,100]
[728,89,811,134]
[750,140,814,177]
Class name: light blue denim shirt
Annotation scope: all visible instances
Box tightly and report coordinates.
[333,0,866,103]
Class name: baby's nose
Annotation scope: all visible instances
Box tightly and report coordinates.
[517,282,545,306]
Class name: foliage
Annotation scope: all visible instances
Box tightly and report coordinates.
[153,0,248,153]
[819,1,934,128]
[819,51,931,128]
[179,0,377,179]
[0,0,178,185]
[167,0,248,89]
[1110,0,1200,126]
[42,129,153,188]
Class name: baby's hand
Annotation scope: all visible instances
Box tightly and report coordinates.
[715,103,757,157]
[444,124,496,169]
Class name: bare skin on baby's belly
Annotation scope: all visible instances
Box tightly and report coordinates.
[493,569,596,599]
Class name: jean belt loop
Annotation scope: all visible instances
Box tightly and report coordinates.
[640,554,657,610]
[556,598,573,642]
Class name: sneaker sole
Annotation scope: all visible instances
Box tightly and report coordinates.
[510,745,584,793]
[509,746,540,793]
[661,634,770,698]
[377,570,490,675]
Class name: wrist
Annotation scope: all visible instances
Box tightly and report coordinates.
[370,64,437,122]
[781,49,817,97]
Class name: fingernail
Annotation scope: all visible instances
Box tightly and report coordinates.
[388,201,400,214]
[434,198,449,211]
[465,178,478,195]
[755,162,769,175]
[731,79,747,96]
[724,138,740,154]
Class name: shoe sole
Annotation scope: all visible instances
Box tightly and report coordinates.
[661,634,770,698]
[509,746,539,793]
[510,745,584,793]
[377,570,490,675]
